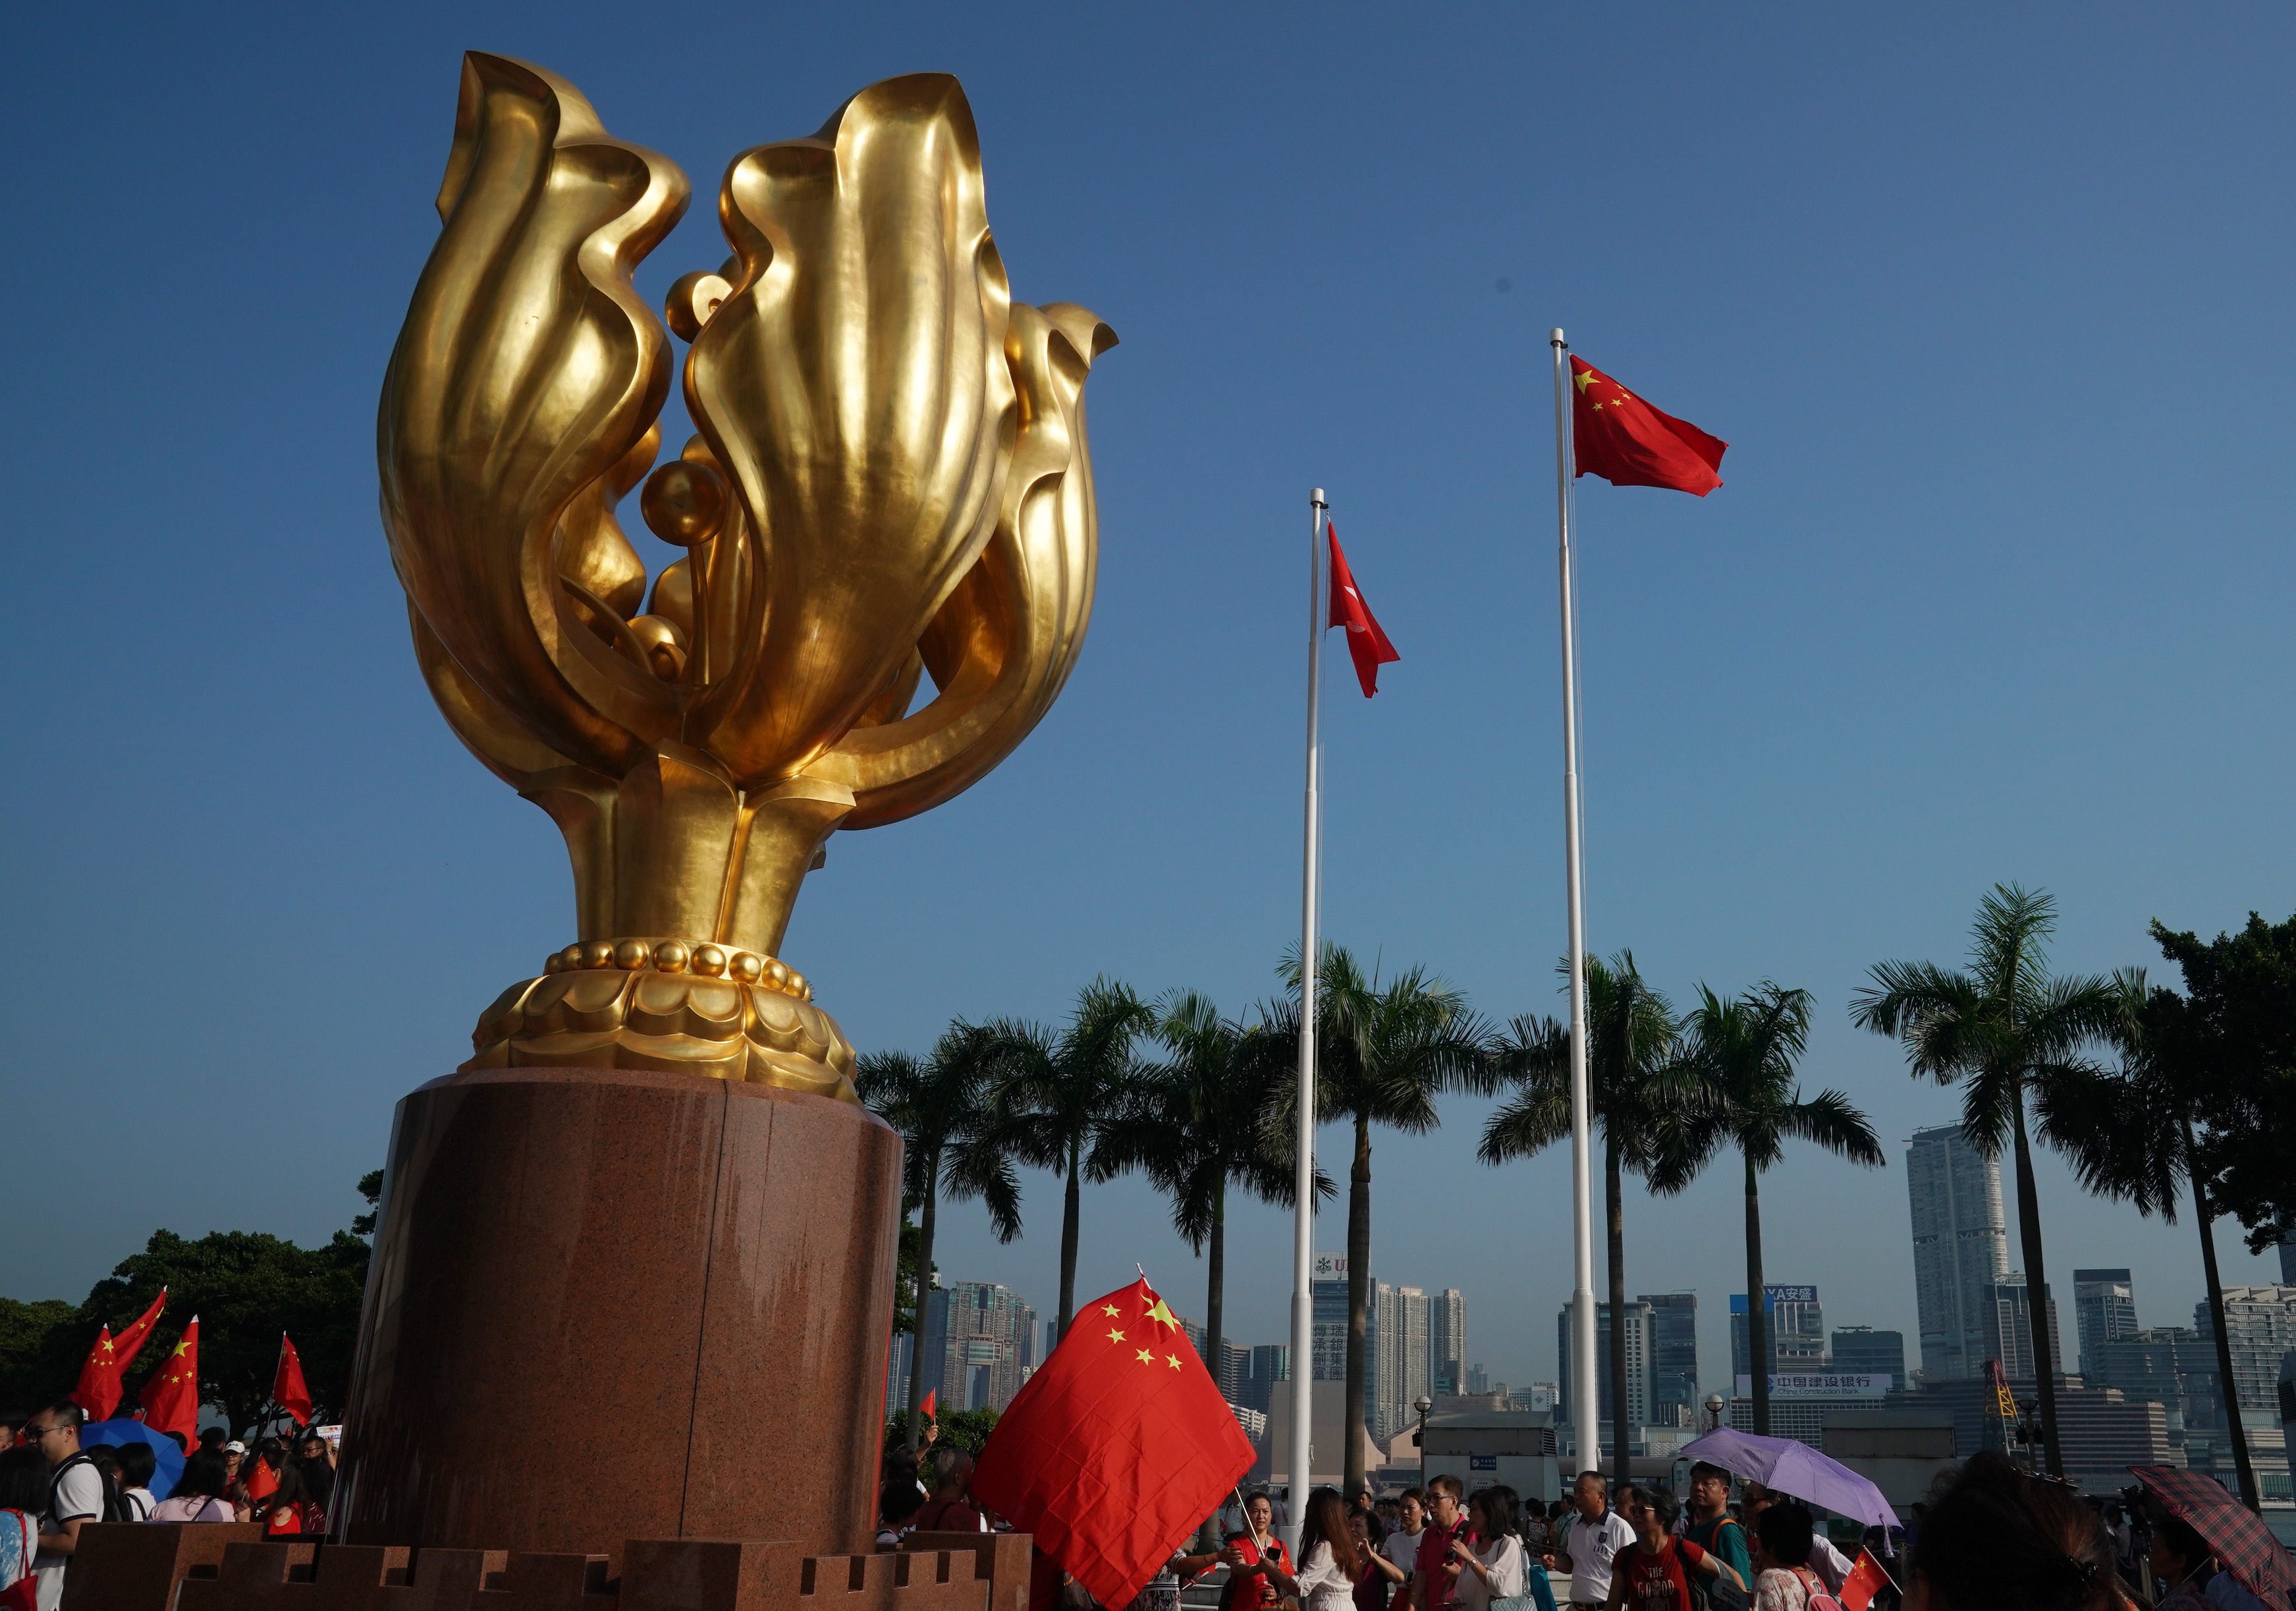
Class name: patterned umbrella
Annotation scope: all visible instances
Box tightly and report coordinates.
[2128,1465,2296,1604]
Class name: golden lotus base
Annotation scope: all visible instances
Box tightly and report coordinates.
[466,960,858,1103]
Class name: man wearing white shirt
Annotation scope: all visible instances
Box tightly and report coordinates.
[1550,1474,1635,1610]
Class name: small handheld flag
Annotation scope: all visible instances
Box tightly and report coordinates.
[1839,1549,1894,1611]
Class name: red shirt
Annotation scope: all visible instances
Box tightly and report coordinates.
[1220,1533,1293,1611]
[912,1496,988,1533]
[1617,1540,1710,1611]
[1415,1517,1473,1610]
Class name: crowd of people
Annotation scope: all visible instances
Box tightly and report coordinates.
[861,1441,2283,1611]
[0,1402,342,1610]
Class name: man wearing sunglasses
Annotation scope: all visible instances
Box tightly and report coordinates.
[23,1404,102,1611]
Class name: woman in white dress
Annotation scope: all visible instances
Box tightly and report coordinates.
[1448,1487,1527,1611]
[1274,1489,1365,1611]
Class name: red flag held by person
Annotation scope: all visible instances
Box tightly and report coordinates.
[138,1315,202,1450]
[273,1333,313,1427]
[1326,522,1400,697]
[973,1276,1256,1610]
[68,1326,122,1423]
[1571,356,1727,495]
[1838,1549,1892,1611]
[113,1288,168,1372]
[919,1388,937,1422]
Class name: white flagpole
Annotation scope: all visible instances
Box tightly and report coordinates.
[1286,486,1327,1550]
[1552,331,1600,1477]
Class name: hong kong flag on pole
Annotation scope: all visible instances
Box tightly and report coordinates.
[973,1276,1256,1610]
[273,1333,314,1427]
[1571,356,1728,495]
[1326,522,1400,697]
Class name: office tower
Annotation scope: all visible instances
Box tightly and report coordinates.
[1510,1383,1559,1411]
[1907,1124,2011,1381]
[1644,1293,1699,1426]
[887,1329,913,1412]
[2196,1286,2296,1417]
[1250,1343,1291,1413]
[925,1282,1038,1411]
[1467,1364,1490,1396]
[1220,1340,1251,1403]
[1731,1286,1825,1379]
[1983,1274,2062,1380]
[1311,1254,1353,1380]
[1433,1288,1467,1397]
[2073,1269,2138,1379]
[1558,1299,1654,1428]
[1831,1326,1908,1390]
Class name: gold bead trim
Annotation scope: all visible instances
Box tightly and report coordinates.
[539,938,812,1000]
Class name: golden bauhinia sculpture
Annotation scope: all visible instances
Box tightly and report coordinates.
[380,54,1114,1103]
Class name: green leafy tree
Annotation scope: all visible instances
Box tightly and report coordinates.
[2146,913,2296,1251]
[1479,950,1678,1485]
[1663,983,1884,1434]
[885,1406,999,1458]
[975,979,1158,1334]
[858,1024,1020,1453]
[1268,944,1487,1498]
[0,1299,76,1409]
[2040,969,2261,1508]
[1852,884,2122,1479]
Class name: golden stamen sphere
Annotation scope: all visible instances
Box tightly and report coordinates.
[653,941,691,973]
[579,941,616,971]
[730,951,763,983]
[615,939,650,971]
[692,945,727,977]
[640,460,726,548]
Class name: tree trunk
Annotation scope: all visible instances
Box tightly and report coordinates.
[2187,1115,2260,1510]
[1607,1135,1630,1486]
[1200,1175,1229,1550]
[1345,1110,1373,1501]
[1058,1132,1082,1336]
[2006,1089,2064,1478]
[1745,1149,1769,1436]
[906,1150,939,1453]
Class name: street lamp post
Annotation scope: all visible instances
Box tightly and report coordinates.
[1703,1392,1725,1432]
[1415,1394,1435,1488]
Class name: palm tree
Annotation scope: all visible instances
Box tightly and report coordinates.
[1663,983,1885,1435]
[857,1023,1021,1453]
[975,978,1157,1336]
[1479,950,1678,1485]
[2038,970,2260,1509]
[1098,991,1333,1544]
[1851,883,2122,1479]
[1265,944,1488,1499]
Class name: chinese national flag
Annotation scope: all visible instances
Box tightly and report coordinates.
[113,1288,168,1373]
[68,1326,122,1423]
[1326,522,1400,697]
[243,1456,279,1502]
[273,1333,314,1427]
[972,1276,1256,1610]
[920,1388,937,1421]
[1839,1549,1892,1611]
[138,1315,202,1450]
[1571,356,1727,495]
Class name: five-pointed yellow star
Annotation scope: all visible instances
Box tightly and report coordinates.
[1166,1354,1182,1369]
[1145,1297,1181,1330]
[1102,1303,1121,1317]
[1575,368,1596,393]
[1136,1348,1154,1364]
[1107,1328,1127,1342]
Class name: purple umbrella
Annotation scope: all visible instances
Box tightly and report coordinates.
[1680,1428,1901,1529]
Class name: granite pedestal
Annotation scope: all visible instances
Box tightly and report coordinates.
[337,1067,902,1570]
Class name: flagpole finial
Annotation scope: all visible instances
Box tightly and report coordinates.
[1550,328,1566,347]
[1310,487,1325,507]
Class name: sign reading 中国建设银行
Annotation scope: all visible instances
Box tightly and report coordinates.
[1732,1373,1891,1398]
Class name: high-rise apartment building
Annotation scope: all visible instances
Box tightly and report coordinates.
[1245,1344,1291,1413]
[1645,1293,1699,1426]
[1466,1363,1490,1396]
[1379,1285,1432,1441]
[1433,1289,1467,1397]
[1907,1124,2011,1382]
[1831,1327,1908,1390]
[923,1282,1038,1412]
[2197,1286,2296,1416]
[1558,1299,1654,1428]
[1732,1286,1825,1378]
[2073,1270,2138,1379]
[1983,1275,2062,1381]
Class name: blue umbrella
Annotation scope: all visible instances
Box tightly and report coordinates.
[78,1419,186,1501]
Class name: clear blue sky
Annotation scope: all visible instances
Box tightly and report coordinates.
[5,3,2291,1399]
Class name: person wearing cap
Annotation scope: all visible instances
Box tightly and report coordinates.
[222,1442,245,1485]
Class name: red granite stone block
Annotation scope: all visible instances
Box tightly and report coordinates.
[622,1537,802,1611]
[59,1521,264,1611]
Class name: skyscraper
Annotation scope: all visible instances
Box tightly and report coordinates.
[1731,1286,1825,1378]
[1379,1285,1431,1441]
[1830,1326,1907,1390]
[1907,1124,2011,1382]
[2073,1269,2138,1379]
[1983,1274,2062,1380]
[1644,1293,1699,1425]
[1311,1254,1353,1380]
[1558,1299,1654,1428]
[923,1282,1039,1411]
[2196,1286,2296,1417]
[1248,1343,1291,1413]
[1433,1289,1467,1397]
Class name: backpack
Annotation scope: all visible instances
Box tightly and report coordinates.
[1684,1524,1749,1611]
[46,1455,129,1527]
[1793,1567,1844,1611]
